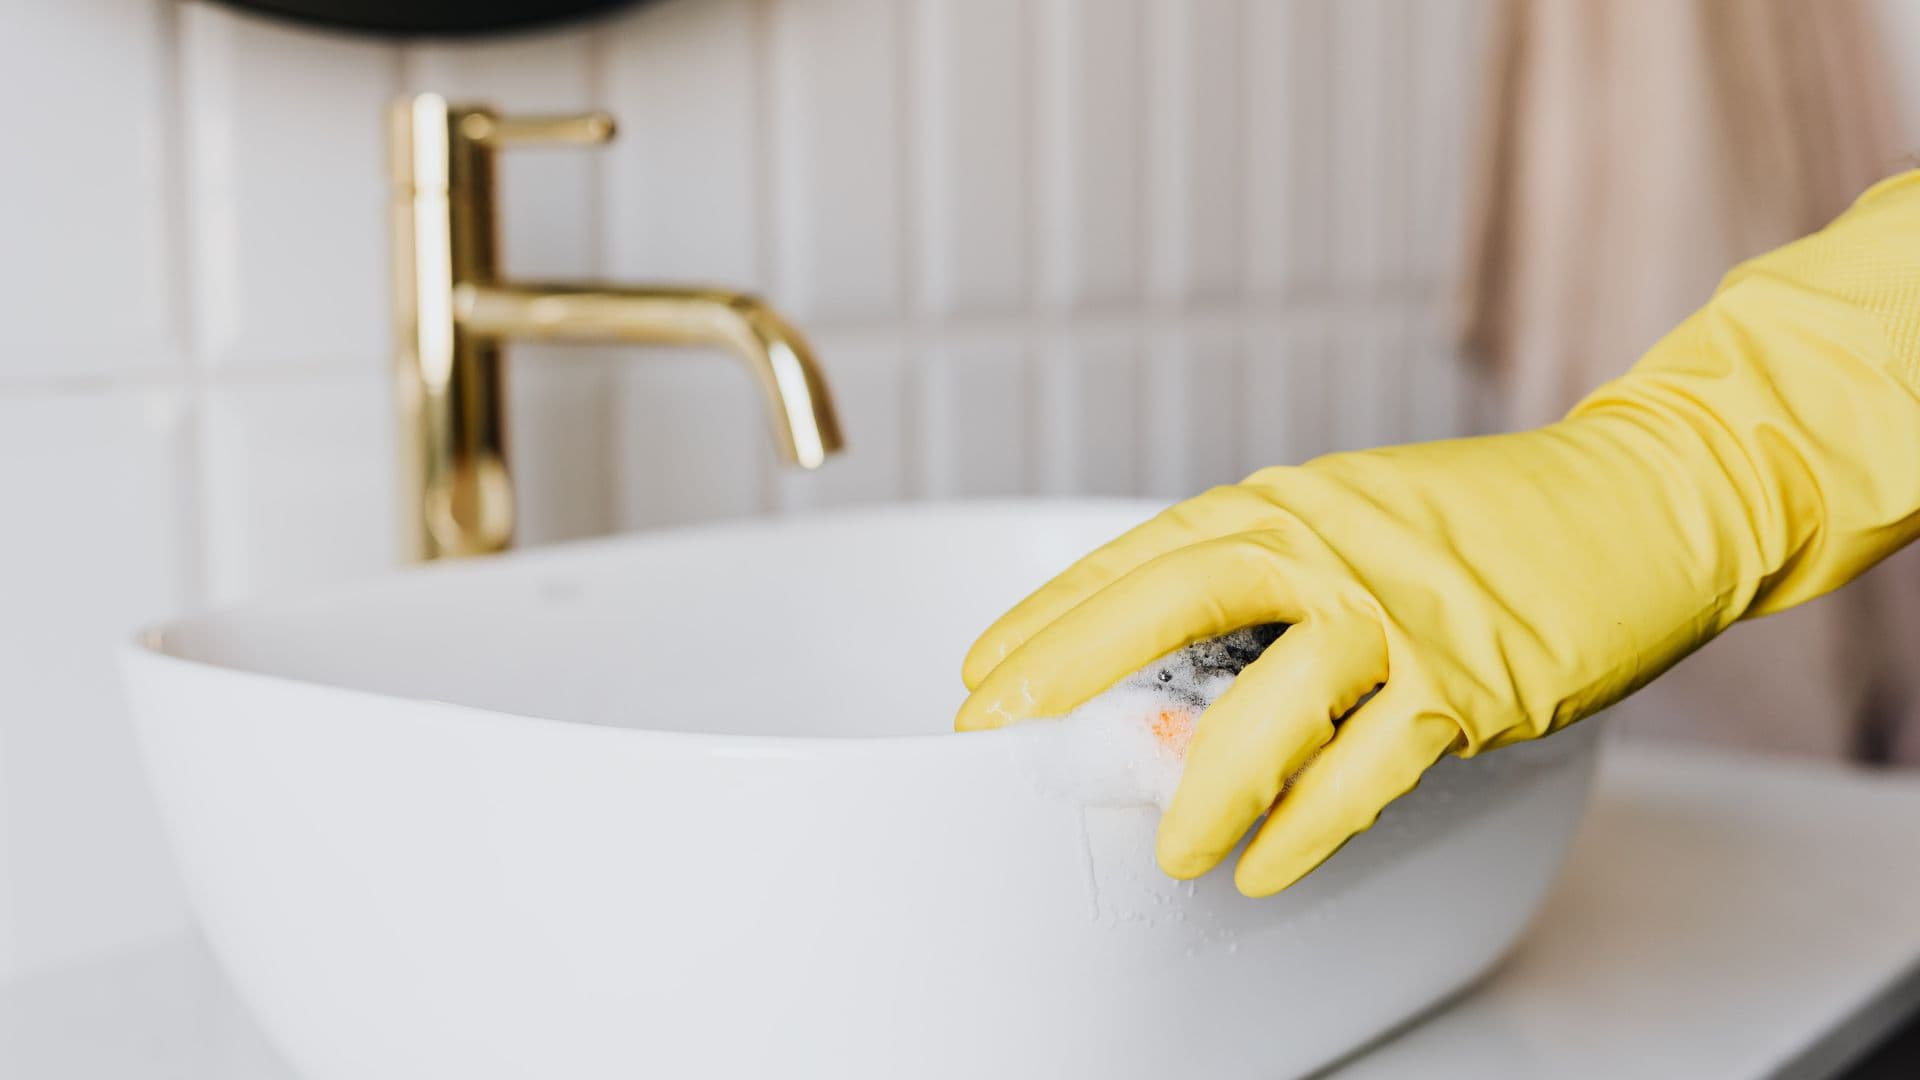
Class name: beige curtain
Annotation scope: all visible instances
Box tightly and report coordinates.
[1463,0,1919,761]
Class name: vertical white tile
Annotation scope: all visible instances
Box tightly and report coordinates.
[405,27,602,279]
[1328,0,1411,292]
[1405,308,1476,443]
[610,350,767,529]
[1408,340,1475,445]
[914,0,1030,316]
[776,338,910,511]
[0,1,175,376]
[1037,0,1146,310]
[201,375,399,605]
[0,390,194,978]
[1242,319,1322,470]
[560,0,844,535]
[1038,334,1141,495]
[1244,0,1335,297]
[1407,0,1489,289]
[1326,313,1405,452]
[920,340,1030,497]
[1145,326,1242,498]
[1145,0,1243,304]
[604,0,763,286]
[511,358,617,546]
[180,2,398,371]
[769,0,905,319]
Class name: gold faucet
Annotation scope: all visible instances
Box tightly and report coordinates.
[389,94,843,561]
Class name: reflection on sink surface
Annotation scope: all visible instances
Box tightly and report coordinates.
[123,499,1599,1080]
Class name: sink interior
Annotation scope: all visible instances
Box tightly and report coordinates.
[153,500,1162,738]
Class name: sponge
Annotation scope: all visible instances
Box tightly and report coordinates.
[1041,624,1285,809]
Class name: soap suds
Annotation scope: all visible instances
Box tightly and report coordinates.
[1035,624,1286,810]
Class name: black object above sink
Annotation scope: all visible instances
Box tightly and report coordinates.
[205,0,649,37]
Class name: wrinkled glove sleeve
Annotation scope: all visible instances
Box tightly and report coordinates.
[1577,169,1920,620]
[956,171,1920,897]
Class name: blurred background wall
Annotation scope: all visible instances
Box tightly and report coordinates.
[2,0,1918,986]
[1463,0,1920,766]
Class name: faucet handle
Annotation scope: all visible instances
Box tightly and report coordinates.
[456,111,617,149]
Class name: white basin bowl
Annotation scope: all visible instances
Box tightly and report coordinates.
[124,500,1600,1080]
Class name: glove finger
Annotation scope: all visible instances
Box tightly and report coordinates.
[1154,613,1387,880]
[1232,695,1460,897]
[954,530,1315,732]
[961,487,1279,690]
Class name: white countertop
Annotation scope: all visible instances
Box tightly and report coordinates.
[1336,738,1920,1079]
[5,736,1919,1079]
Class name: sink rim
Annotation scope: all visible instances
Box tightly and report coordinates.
[125,497,1170,756]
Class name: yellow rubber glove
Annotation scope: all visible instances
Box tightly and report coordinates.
[956,170,1920,897]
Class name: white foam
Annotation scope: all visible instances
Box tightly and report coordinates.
[1029,628,1277,810]
[1042,686,1194,808]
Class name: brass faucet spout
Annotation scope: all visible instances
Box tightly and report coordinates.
[390,94,844,561]
[455,283,842,469]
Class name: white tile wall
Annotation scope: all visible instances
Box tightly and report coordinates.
[1037,331,1142,495]
[913,0,1030,316]
[1037,0,1147,311]
[512,360,620,544]
[1144,0,1243,305]
[604,0,762,285]
[1327,0,1406,292]
[1143,324,1241,497]
[180,4,398,372]
[2,2,177,377]
[199,375,397,605]
[5,3,176,378]
[919,339,1031,497]
[0,391,195,975]
[1241,318,1311,468]
[610,351,769,528]
[1243,0,1334,297]
[1408,0,1493,286]
[31,0,1876,981]
[769,0,906,320]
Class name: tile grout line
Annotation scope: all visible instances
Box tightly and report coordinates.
[748,0,778,516]
[1021,0,1045,498]
[894,0,926,504]
[1024,0,1061,497]
[160,0,213,610]
[1138,0,1176,497]
[0,291,1456,393]
[1223,0,1250,488]
[584,24,621,534]
[1233,0,1262,480]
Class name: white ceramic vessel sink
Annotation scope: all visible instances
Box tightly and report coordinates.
[124,500,1600,1080]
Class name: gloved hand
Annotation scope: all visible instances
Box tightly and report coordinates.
[957,170,1920,897]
